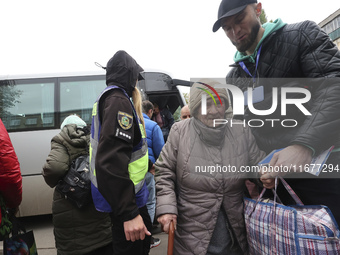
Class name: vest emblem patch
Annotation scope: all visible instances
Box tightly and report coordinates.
[118,111,133,130]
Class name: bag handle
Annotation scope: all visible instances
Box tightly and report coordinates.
[255,186,283,204]
[274,177,339,240]
[9,214,26,236]
[270,178,279,255]
[256,176,304,206]
[250,176,305,254]
[269,177,303,255]
[276,176,304,206]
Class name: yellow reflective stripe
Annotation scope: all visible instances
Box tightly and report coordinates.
[128,154,149,185]
[139,124,146,138]
[92,102,97,116]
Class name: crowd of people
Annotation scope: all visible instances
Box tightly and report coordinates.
[1,0,340,254]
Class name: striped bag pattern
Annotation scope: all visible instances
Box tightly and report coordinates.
[244,177,340,255]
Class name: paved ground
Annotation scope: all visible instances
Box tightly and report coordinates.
[0,215,168,255]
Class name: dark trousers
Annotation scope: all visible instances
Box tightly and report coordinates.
[111,206,152,255]
[84,243,113,255]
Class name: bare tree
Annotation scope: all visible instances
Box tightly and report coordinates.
[260,9,268,24]
[0,81,22,118]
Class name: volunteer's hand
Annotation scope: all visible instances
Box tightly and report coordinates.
[269,144,312,172]
[158,214,177,234]
[123,215,151,242]
[260,144,313,189]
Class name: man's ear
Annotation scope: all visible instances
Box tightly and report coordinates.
[148,109,153,117]
[255,3,262,18]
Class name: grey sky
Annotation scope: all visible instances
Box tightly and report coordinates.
[1,0,339,80]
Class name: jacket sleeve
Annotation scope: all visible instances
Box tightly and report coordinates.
[42,136,70,188]
[96,91,139,221]
[0,120,22,209]
[152,124,165,160]
[243,125,267,184]
[245,126,267,167]
[155,122,179,217]
[291,21,340,152]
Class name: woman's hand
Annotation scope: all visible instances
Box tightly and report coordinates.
[157,214,177,234]
[260,170,276,189]
[123,215,151,242]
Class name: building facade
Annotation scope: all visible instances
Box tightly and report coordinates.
[319,8,340,49]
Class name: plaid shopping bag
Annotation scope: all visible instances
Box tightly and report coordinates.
[244,177,340,255]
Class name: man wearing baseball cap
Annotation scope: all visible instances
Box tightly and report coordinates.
[213,0,340,226]
[213,0,257,32]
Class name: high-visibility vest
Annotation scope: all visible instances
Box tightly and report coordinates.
[90,85,149,212]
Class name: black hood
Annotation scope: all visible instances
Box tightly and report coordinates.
[106,50,144,97]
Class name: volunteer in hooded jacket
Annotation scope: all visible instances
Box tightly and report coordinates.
[90,50,151,255]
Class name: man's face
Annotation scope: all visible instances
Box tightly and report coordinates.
[196,98,226,127]
[180,106,191,120]
[221,4,261,53]
[153,106,160,115]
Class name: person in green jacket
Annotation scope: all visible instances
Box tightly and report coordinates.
[43,115,112,255]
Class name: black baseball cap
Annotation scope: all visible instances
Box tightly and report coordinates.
[212,0,257,32]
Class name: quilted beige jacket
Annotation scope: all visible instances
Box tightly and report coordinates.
[155,118,265,255]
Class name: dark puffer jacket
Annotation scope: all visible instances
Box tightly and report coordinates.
[227,20,340,154]
[227,20,340,225]
[43,124,112,255]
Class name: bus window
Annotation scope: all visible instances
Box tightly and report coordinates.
[0,81,55,132]
[59,78,105,125]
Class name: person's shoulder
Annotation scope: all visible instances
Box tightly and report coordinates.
[51,132,64,144]
[98,88,129,107]
[99,88,131,110]
[55,126,74,141]
[171,118,191,132]
[226,67,239,79]
[144,117,157,128]
[104,87,129,100]
[283,20,318,32]
[165,119,190,143]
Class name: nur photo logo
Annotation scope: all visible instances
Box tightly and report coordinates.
[192,78,314,128]
[197,82,223,115]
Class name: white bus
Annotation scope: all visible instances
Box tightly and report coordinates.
[0,71,187,217]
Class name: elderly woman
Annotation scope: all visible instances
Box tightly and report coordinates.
[155,79,265,255]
